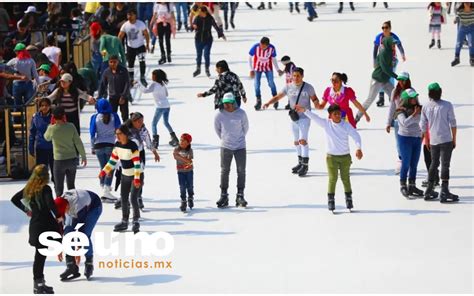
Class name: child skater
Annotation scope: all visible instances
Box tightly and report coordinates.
[173,133,194,212]
[428,2,447,49]
[280,55,297,110]
[295,104,363,213]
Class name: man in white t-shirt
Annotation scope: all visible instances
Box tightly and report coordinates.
[118,8,150,87]
[42,34,62,66]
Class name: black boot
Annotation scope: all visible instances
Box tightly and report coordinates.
[225,21,229,30]
[424,181,439,201]
[114,220,128,232]
[254,96,262,110]
[140,76,148,88]
[470,57,474,67]
[285,103,291,110]
[188,196,194,209]
[376,92,384,107]
[295,4,300,13]
[257,3,265,10]
[297,157,309,177]
[180,199,187,212]
[205,67,211,77]
[177,21,182,31]
[292,156,303,174]
[60,256,80,281]
[34,278,54,294]
[138,197,144,210]
[408,179,424,197]
[400,180,409,198]
[193,66,201,77]
[152,135,159,149]
[132,221,140,234]
[328,193,335,212]
[451,57,460,67]
[216,191,229,208]
[236,192,248,207]
[167,53,172,63]
[159,56,166,65]
[384,2,388,8]
[114,200,121,209]
[437,40,441,49]
[169,132,179,147]
[345,192,353,210]
[440,181,459,203]
[350,2,355,10]
[150,45,155,54]
[429,39,435,49]
[230,19,235,29]
[84,256,94,280]
[273,101,279,110]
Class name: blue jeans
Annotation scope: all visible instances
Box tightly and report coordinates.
[12,81,34,107]
[304,2,317,17]
[178,171,194,200]
[455,24,474,57]
[137,2,154,23]
[92,51,103,78]
[195,40,213,68]
[152,107,174,136]
[254,71,277,98]
[95,146,114,186]
[397,135,422,182]
[175,2,189,26]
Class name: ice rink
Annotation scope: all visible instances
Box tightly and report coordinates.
[0,2,473,293]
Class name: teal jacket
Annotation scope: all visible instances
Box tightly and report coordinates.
[372,36,398,83]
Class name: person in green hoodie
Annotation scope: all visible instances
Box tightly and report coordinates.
[355,36,398,123]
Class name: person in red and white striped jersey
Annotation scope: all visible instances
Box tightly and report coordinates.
[248,37,283,111]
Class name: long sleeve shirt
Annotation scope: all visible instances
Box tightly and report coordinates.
[98,65,131,99]
[387,89,402,126]
[102,141,141,180]
[304,110,361,156]
[44,122,86,161]
[7,57,39,83]
[214,108,249,150]
[203,71,246,107]
[420,99,456,145]
[139,81,170,108]
[397,111,422,137]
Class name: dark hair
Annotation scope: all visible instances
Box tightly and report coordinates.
[327,104,341,114]
[293,67,304,76]
[152,69,168,85]
[127,8,137,15]
[332,72,348,84]
[18,19,29,29]
[458,2,473,12]
[216,60,229,72]
[383,20,391,28]
[428,88,442,101]
[178,143,191,151]
[52,106,65,119]
[260,37,270,45]
[71,8,82,18]
[109,54,119,61]
[102,113,111,125]
[117,124,131,137]
[100,8,110,20]
[281,55,291,63]
[394,78,412,99]
[199,6,209,14]
[46,34,55,46]
[38,97,51,106]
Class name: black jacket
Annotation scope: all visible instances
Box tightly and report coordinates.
[193,14,224,43]
[11,185,60,247]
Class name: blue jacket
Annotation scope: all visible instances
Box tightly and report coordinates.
[29,111,53,153]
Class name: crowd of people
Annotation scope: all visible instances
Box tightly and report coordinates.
[0,2,469,294]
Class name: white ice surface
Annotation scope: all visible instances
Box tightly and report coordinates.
[0,2,473,293]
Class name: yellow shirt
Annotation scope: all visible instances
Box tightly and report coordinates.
[85,2,100,14]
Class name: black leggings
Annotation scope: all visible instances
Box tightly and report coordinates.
[158,23,171,57]
[33,247,47,280]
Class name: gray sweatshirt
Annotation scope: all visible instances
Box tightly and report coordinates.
[397,112,422,137]
[7,57,39,83]
[420,99,456,145]
[387,89,402,126]
[214,108,249,150]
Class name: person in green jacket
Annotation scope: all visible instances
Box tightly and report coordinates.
[98,27,126,73]
[44,106,87,197]
[355,36,398,123]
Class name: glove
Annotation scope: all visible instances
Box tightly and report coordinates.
[133,179,141,188]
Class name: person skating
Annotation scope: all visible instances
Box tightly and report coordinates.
[428,2,447,49]
[319,72,370,128]
[304,2,318,21]
[421,83,459,202]
[338,2,355,13]
[90,98,121,202]
[280,55,297,110]
[100,124,142,232]
[262,67,319,177]
[118,8,150,86]
[355,36,398,122]
[197,60,247,109]
[192,6,226,78]
[214,93,249,208]
[139,69,178,148]
[222,2,239,30]
[173,133,194,212]
[150,3,176,65]
[394,89,424,198]
[372,21,407,106]
[289,2,300,13]
[451,3,474,66]
[54,189,102,281]
[295,104,362,213]
[11,164,61,294]
[249,37,283,110]
[44,107,87,197]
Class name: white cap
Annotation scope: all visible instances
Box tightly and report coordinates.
[24,6,37,14]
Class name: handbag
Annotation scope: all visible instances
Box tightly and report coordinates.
[288,82,305,122]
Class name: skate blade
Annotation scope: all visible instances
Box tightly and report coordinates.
[61,273,81,281]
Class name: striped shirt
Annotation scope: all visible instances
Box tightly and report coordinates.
[102,141,141,180]
[457,10,474,27]
[47,88,90,114]
[249,43,277,72]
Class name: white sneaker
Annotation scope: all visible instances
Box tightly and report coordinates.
[394,160,401,175]
[102,186,118,202]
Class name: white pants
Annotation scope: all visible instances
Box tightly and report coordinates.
[291,117,311,157]
[355,79,394,121]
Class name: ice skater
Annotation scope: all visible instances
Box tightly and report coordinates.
[280,55,297,110]
[428,2,447,49]
[451,2,474,67]
[173,133,195,212]
[295,104,362,213]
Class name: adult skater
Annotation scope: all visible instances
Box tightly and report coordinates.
[421,83,459,202]
[150,2,176,65]
[262,67,319,176]
[394,89,424,198]
[118,8,150,86]
[372,20,406,106]
[338,2,355,13]
[100,124,142,233]
[192,6,226,78]
[214,93,249,208]
[197,60,247,109]
[295,104,362,213]
[55,189,102,281]
[98,55,132,121]
[175,2,190,31]
[11,164,60,294]
[222,2,238,30]
[355,36,398,122]
[249,36,283,110]
[90,98,121,202]
[44,107,87,197]
[280,55,297,110]
[451,2,474,66]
